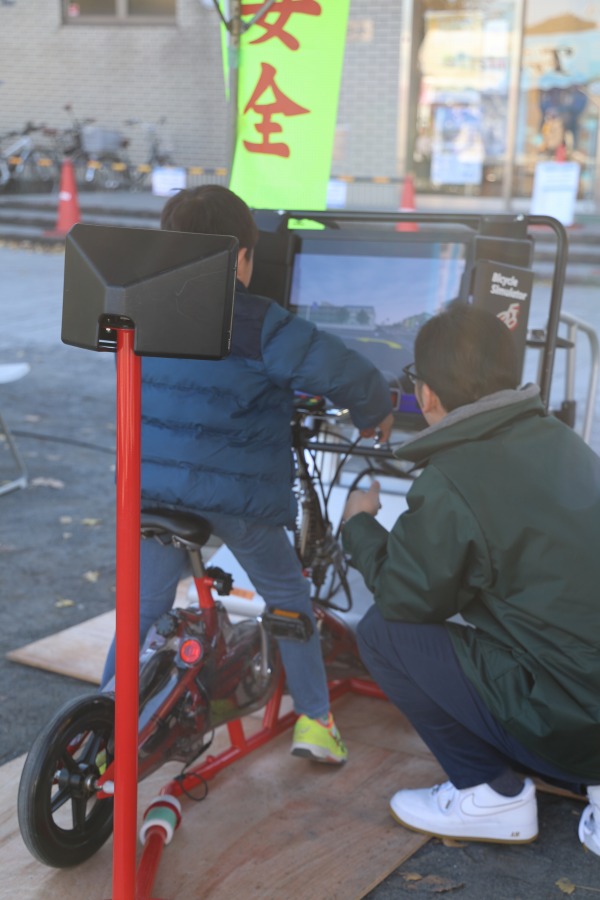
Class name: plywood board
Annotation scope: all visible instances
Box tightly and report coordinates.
[6,577,195,685]
[6,610,115,684]
[0,694,442,900]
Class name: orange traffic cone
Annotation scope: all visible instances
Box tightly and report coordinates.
[396,173,418,232]
[46,158,80,237]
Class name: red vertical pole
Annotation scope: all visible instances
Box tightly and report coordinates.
[112,328,141,900]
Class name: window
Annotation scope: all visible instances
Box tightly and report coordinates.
[408,0,517,198]
[63,0,176,22]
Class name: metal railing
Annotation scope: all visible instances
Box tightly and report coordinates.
[559,312,600,445]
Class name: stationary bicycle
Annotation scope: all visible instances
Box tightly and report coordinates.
[17,398,401,869]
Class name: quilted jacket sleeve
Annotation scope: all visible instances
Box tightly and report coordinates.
[260,303,392,430]
[342,466,492,622]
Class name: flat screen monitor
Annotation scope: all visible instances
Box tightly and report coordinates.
[288,229,473,422]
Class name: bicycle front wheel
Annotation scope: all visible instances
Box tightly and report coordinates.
[17,693,115,868]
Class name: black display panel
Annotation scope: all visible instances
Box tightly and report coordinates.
[287,229,472,419]
[62,224,238,358]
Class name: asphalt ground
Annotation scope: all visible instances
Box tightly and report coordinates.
[1,240,599,898]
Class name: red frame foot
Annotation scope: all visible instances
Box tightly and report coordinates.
[135,676,386,896]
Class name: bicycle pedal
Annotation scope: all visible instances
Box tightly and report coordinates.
[205,566,233,595]
[154,611,180,638]
[261,609,314,642]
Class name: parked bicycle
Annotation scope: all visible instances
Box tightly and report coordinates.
[124,116,177,189]
[53,104,133,191]
[16,395,402,869]
[0,122,60,192]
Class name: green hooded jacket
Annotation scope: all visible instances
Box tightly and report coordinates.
[342,385,600,781]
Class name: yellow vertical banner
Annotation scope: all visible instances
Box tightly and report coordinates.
[228,1,350,210]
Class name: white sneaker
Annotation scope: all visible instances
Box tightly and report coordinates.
[389,778,538,844]
[579,785,600,856]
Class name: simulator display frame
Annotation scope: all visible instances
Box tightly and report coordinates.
[249,209,567,428]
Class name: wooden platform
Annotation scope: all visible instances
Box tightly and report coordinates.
[4,559,445,897]
[7,610,114,684]
[6,577,194,685]
[3,591,573,898]
[1,694,443,900]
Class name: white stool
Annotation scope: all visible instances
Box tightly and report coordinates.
[0,362,30,495]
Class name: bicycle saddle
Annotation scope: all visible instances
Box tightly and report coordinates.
[141,508,212,547]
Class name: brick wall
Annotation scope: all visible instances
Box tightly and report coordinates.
[335,0,401,178]
[0,1,226,168]
[0,1,401,185]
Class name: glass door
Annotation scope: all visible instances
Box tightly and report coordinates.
[407,0,519,198]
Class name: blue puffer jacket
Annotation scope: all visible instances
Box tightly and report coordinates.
[141,283,392,527]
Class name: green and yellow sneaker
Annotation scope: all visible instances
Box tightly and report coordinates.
[94,747,108,776]
[291,712,348,764]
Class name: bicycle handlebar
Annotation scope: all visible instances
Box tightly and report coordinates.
[292,394,396,457]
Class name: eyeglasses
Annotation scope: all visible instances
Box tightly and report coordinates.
[402,362,421,385]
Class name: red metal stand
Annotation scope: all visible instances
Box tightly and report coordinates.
[112,329,142,900]
[107,331,387,900]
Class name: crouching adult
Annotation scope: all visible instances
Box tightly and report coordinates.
[342,303,600,853]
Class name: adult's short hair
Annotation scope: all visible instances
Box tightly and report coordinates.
[414,303,521,411]
[160,185,259,259]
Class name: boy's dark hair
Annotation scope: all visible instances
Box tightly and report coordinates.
[414,303,520,411]
[160,185,259,260]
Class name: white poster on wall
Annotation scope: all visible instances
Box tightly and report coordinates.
[152,167,187,197]
[431,104,484,186]
[326,178,348,209]
[530,161,580,226]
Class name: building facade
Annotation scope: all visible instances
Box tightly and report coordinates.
[403,0,600,213]
[0,0,598,212]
